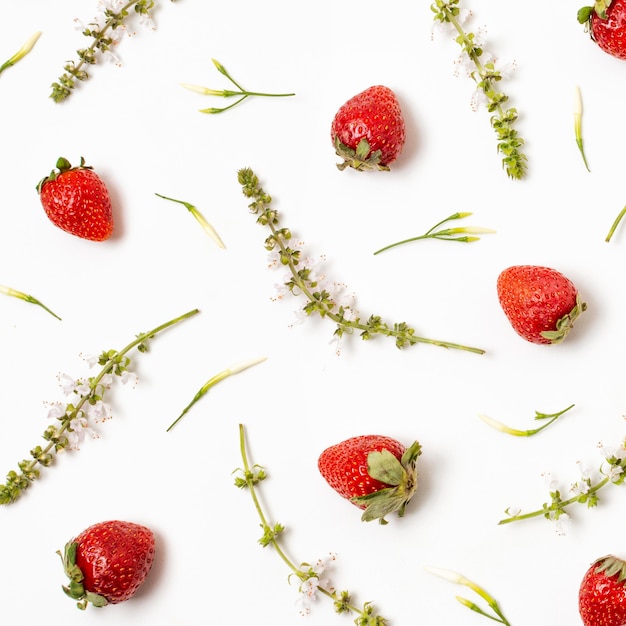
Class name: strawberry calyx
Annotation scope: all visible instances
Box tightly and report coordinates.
[57,541,108,610]
[351,440,422,524]
[540,294,587,344]
[578,0,612,25]
[593,555,626,583]
[36,156,93,193]
[333,136,390,172]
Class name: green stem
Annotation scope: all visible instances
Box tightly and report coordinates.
[606,206,626,242]
[498,476,610,525]
[237,424,373,619]
[267,218,484,354]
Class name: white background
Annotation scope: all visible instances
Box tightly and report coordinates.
[2,1,626,625]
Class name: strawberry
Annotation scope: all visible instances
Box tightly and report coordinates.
[36,156,114,241]
[58,520,155,609]
[578,0,626,60]
[317,434,421,524]
[579,555,626,626]
[496,265,587,345]
[330,85,406,172]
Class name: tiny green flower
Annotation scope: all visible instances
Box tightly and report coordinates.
[182,58,295,114]
[574,86,591,172]
[373,212,495,254]
[0,284,61,320]
[0,31,41,76]
[166,357,267,431]
[155,193,225,248]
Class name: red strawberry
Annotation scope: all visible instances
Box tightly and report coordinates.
[331,85,406,172]
[58,520,155,609]
[579,0,626,60]
[579,555,626,626]
[496,265,587,345]
[37,157,114,241]
[317,434,421,524]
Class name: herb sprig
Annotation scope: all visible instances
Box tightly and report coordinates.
[0,284,61,320]
[431,0,527,179]
[499,437,626,529]
[235,424,388,624]
[237,167,485,355]
[0,308,199,504]
[51,0,176,102]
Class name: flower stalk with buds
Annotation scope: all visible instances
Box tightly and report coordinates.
[235,423,388,623]
[181,58,295,114]
[431,0,527,179]
[237,167,485,355]
[0,308,199,505]
[373,212,494,255]
[499,438,626,527]
[0,284,61,320]
[0,31,41,76]
[50,0,176,102]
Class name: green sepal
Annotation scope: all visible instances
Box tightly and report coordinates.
[58,540,108,609]
[540,295,587,344]
[594,555,626,583]
[36,156,91,193]
[333,136,389,172]
[350,440,422,524]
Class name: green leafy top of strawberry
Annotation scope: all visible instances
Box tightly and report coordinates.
[578,0,613,24]
[36,156,92,193]
[58,541,108,609]
[352,441,423,524]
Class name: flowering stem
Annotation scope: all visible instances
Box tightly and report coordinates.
[605,205,626,242]
[0,308,199,505]
[236,424,388,623]
[431,0,527,179]
[0,284,61,320]
[0,31,41,76]
[166,357,267,431]
[238,167,485,355]
[498,447,626,526]
[373,212,494,254]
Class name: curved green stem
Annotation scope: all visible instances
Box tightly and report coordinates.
[267,217,484,354]
[606,205,626,242]
[237,424,382,621]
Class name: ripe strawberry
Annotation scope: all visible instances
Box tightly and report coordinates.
[496,265,587,345]
[578,0,626,60]
[579,555,626,626]
[36,156,114,241]
[330,85,406,172]
[58,520,155,609]
[317,434,421,524]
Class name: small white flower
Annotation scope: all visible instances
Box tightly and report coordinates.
[46,402,68,421]
[542,472,559,491]
[87,400,112,422]
[65,415,99,449]
[81,353,100,368]
[120,370,139,387]
[554,512,570,536]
